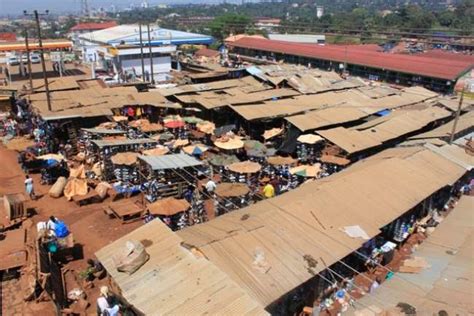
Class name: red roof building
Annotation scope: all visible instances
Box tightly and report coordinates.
[229,37,474,92]
[70,21,117,33]
[0,32,17,42]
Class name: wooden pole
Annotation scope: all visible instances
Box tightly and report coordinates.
[449,87,465,144]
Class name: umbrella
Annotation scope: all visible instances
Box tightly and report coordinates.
[143,146,169,156]
[128,119,150,128]
[228,161,262,174]
[297,134,324,144]
[182,144,208,155]
[110,152,139,166]
[208,154,239,166]
[183,116,204,124]
[147,197,190,216]
[168,138,189,148]
[215,183,250,197]
[214,136,244,150]
[163,115,183,123]
[151,132,174,141]
[244,140,266,151]
[196,121,216,134]
[267,155,297,166]
[290,164,321,177]
[262,128,283,140]
[164,120,185,129]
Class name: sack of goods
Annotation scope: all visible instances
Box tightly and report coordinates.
[114,240,150,275]
[49,177,67,198]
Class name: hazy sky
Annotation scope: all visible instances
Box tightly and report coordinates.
[0,0,222,15]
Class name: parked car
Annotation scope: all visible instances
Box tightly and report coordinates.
[30,54,41,64]
[7,56,19,66]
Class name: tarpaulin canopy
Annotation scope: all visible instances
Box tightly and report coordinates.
[289,164,321,177]
[297,134,324,144]
[110,152,140,166]
[267,155,297,166]
[214,136,244,150]
[147,198,190,216]
[143,146,170,156]
[215,183,250,197]
[228,161,262,174]
[182,144,208,155]
[262,128,283,140]
[208,154,240,166]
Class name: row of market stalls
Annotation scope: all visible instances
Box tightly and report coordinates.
[95,136,473,315]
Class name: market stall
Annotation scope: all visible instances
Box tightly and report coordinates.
[296,134,324,162]
[138,153,204,202]
[90,138,157,181]
[214,182,252,216]
[147,197,191,230]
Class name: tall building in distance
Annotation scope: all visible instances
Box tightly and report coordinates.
[141,0,149,9]
[316,6,324,18]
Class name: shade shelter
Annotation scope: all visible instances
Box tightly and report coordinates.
[138,153,204,200]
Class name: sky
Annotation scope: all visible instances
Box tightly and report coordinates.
[0,0,222,16]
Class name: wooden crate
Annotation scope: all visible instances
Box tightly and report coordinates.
[3,193,27,221]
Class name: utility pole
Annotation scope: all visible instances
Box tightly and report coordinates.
[24,28,33,90]
[449,87,465,145]
[146,23,155,84]
[138,22,146,82]
[25,10,51,111]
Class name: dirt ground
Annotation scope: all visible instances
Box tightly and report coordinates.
[0,144,142,315]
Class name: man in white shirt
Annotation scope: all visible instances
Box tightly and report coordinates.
[205,179,217,195]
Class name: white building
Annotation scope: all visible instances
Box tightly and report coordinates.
[316,6,324,18]
[268,34,326,44]
[78,24,213,82]
[94,45,176,82]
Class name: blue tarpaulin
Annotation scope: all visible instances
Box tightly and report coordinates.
[375,109,391,117]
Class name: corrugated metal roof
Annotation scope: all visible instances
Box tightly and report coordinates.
[139,153,202,170]
[229,37,473,80]
[95,220,268,316]
[350,196,474,315]
[80,25,212,45]
[92,138,157,148]
[81,128,126,135]
[177,148,468,307]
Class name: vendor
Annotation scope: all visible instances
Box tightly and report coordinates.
[97,286,119,316]
[87,258,106,280]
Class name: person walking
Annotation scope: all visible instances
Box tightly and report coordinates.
[24,175,36,200]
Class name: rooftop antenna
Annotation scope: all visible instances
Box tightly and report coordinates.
[81,0,90,17]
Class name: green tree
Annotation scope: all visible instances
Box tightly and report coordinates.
[208,13,252,40]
